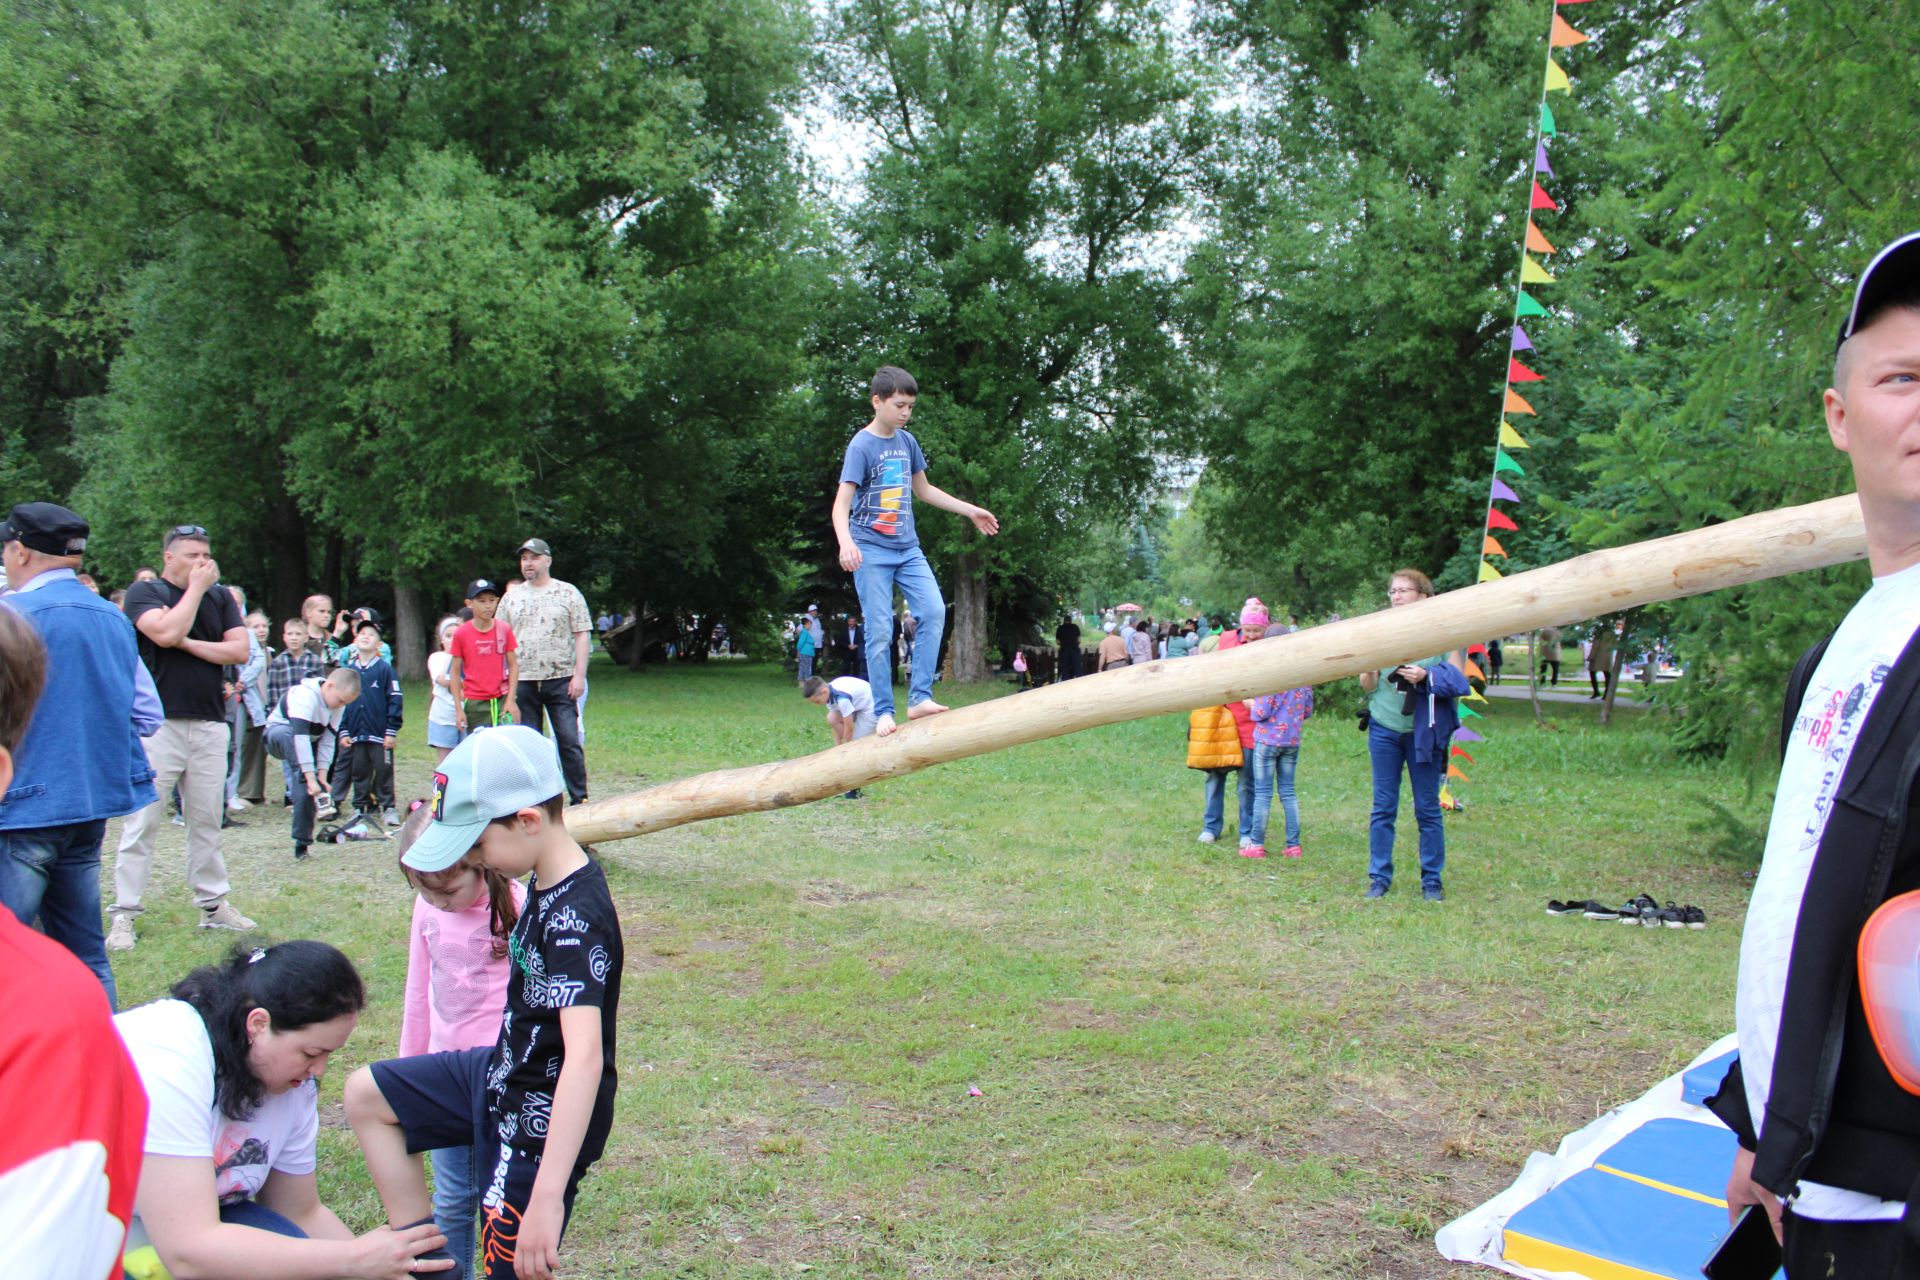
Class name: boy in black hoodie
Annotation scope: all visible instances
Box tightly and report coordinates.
[331,617,404,825]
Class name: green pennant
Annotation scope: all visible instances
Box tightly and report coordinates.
[1515,290,1548,318]
[1540,102,1557,137]
[1460,702,1484,719]
[1494,448,1525,476]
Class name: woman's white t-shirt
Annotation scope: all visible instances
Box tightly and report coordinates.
[427,651,458,726]
[113,999,320,1247]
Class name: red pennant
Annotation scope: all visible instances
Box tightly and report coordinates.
[1467,643,1487,656]
[1487,508,1519,532]
[1508,358,1543,383]
[1450,746,1476,763]
[1531,181,1557,211]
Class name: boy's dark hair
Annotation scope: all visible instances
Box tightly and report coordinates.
[871,365,917,399]
[801,676,827,698]
[487,795,567,829]
[171,941,366,1120]
[0,606,48,754]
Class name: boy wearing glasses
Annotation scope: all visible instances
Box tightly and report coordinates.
[108,524,257,951]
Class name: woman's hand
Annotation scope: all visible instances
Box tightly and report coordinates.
[1397,665,1428,685]
[1724,1146,1785,1244]
[348,1222,455,1278]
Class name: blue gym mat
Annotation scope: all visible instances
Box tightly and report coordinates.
[1591,1117,1738,1207]
[1503,1166,1731,1280]
[1681,1049,1736,1106]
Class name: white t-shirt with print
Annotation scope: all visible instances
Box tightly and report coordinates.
[114,999,320,1248]
[427,650,458,726]
[1737,560,1920,1221]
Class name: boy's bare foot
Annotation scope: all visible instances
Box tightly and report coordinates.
[875,713,898,736]
[907,700,949,721]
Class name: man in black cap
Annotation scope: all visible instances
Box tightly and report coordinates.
[499,536,593,803]
[1712,233,1920,1274]
[107,522,257,950]
[0,503,160,1002]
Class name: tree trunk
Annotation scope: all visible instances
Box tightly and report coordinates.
[392,583,428,683]
[948,551,992,682]
[1598,648,1627,726]
[267,494,311,623]
[321,533,345,606]
[627,600,647,671]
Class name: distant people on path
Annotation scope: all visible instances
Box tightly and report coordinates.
[1358,569,1470,902]
[425,615,462,766]
[1126,616,1154,666]
[332,618,404,826]
[449,579,518,736]
[1097,625,1129,672]
[804,674,875,800]
[1587,621,1617,700]
[264,668,359,862]
[1486,637,1504,685]
[1247,621,1313,860]
[110,523,258,952]
[806,605,825,665]
[0,502,159,1004]
[832,364,999,735]
[796,612,818,685]
[1055,615,1081,680]
[500,536,593,805]
[1536,625,1561,686]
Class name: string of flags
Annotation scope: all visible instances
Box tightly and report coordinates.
[1445,0,1592,812]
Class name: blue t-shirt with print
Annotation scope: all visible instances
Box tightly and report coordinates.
[840,428,927,549]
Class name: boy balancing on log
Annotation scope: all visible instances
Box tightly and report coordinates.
[347,725,622,1280]
[832,365,999,735]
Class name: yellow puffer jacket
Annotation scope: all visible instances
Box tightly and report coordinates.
[1186,705,1241,770]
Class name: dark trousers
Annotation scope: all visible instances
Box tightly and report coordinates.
[1058,647,1082,681]
[264,723,320,848]
[516,678,588,802]
[330,740,394,814]
[1784,1206,1918,1277]
[1539,658,1559,685]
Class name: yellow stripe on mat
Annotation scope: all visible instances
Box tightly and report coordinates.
[1593,1162,1729,1209]
[1503,1231,1676,1280]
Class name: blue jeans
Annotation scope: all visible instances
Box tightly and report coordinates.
[1201,751,1255,840]
[433,1143,479,1280]
[0,820,116,1007]
[1250,744,1301,848]
[219,1197,306,1235]
[851,541,946,721]
[1367,721,1445,890]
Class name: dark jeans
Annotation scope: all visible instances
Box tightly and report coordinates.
[330,740,394,813]
[1058,647,1082,680]
[1366,721,1445,891]
[1783,1205,1917,1277]
[264,722,321,848]
[1539,658,1560,685]
[516,678,588,802]
[0,819,115,1007]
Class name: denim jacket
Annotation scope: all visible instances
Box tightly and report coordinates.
[1409,658,1471,766]
[0,576,159,828]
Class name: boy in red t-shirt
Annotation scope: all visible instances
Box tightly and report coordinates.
[448,579,519,736]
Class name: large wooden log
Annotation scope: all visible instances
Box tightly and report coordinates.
[567,494,1867,846]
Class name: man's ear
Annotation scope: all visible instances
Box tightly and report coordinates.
[1824,386,1850,454]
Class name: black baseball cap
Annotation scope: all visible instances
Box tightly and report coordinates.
[0,503,89,556]
[464,578,502,600]
[1840,232,1920,348]
[353,617,381,636]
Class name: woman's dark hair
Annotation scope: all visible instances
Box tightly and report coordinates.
[171,941,366,1120]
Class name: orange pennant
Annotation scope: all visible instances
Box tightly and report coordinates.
[1550,14,1590,46]
[1447,764,1469,781]
[1465,659,1486,682]
[1504,388,1537,416]
[1483,534,1508,558]
[1526,220,1556,254]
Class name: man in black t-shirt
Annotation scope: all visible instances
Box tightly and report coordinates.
[107,524,257,951]
[1055,616,1082,681]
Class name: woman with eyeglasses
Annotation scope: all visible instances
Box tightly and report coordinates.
[1356,568,1471,901]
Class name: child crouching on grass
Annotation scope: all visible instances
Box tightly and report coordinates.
[803,674,874,799]
[393,804,528,1280]
[346,726,622,1280]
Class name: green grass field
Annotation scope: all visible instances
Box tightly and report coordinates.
[109,657,1764,1277]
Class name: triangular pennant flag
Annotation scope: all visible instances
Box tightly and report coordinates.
[1551,14,1591,45]
[1439,784,1457,807]
[1511,324,1534,352]
[1515,290,1548,318]
[1504,388,1536,416]
[1460,702,1484,719]
[1494,448,1526,476]
[1534,141,1554,178]
[1525,221,1556,255]
[1540,102,1557,136]
[1478,560,1503,582]
[1453,727,1485,743]
[1521,256,1556,285]
[1483,534,1508,558]
[1465,659,1486,681]
[1531,181,1557,211]
[1491,477,1519,502]
[1450,746,1476,763]
[1487,507,1519,531]
[1465,688,1488,704]
[1508,358,1543,383]
[1499,421,1531,450]
[1545,58,1571,93]
[1447,764,1469,781]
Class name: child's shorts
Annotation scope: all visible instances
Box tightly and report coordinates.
[370,1048,589,1280]
[427,721,460,749]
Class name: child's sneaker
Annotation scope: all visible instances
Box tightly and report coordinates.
[1238,836,1254,850]
[1241,845,1267,859]
[1196,831,1217,844]
[1282,845,1303,859]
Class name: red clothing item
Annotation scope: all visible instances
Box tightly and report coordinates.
[449,619,518,700]
[1217,629,1255,748]
[0,912,147,1277]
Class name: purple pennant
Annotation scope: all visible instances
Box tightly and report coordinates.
[1453,727,1485,743]
[1534,141,1553,178]
[1491,477,1519,502]
[1511,324,1534,353]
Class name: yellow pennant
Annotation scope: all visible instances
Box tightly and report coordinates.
[1499,421,1531,450]
[1465,688,1489,704]
[1521,255,1556,285]
[1478,560,1504,582]
[1545,58,1571,94]
[1526,219,1556,254]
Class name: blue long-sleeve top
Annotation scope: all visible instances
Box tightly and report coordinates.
[338,653,403,742]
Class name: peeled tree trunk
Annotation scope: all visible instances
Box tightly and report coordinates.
[947,549,992,683]
[392,583,428,683]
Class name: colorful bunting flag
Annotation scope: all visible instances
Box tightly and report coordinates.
[1504,388,1536,416]
[1499,421,1531,450]
[1465,659,1486,681]
[1511,325,1534,352]
[1525,221,1555,255]
[1545,58,1571,93]
[1534,141,1554,178]
[1521,255,1556,285]
[1494,448,1525,476]
[1460,703,1484,720]
[1515,290,1549,318]
[1478,561,1502,582]
[1487,507,1519,531]
[1447,764,1470,781]
[1490,477,1519,502]
[1453,727,1485,743]
[1508,358,1542,383]
[1551,14,1591,45]
[1465,688,1488,704]
[1531,181,1557,210]
[1483,534,1508,558]
[1540,102,1557,136]
[1451,746,1476,763]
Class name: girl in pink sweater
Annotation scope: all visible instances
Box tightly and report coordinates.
[397,833,525,1280]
